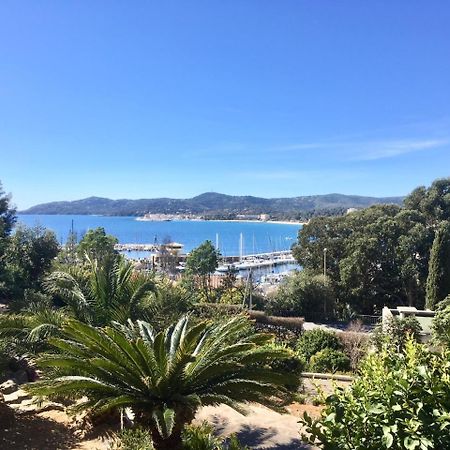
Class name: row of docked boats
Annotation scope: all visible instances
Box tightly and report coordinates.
[216,254,296,273]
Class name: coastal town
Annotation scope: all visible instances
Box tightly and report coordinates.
[137,212,273,222]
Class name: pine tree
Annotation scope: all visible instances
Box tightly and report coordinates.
[426,221,450,309]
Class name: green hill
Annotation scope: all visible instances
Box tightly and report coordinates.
[20,192,404,219]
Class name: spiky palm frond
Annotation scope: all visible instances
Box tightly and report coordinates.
[43,268,93,323]
[27,316,296,448]
[0,306,67,353]
[44,255,156,326]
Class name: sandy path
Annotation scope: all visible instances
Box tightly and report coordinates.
[1,403,320,449]
[195,404,319,450]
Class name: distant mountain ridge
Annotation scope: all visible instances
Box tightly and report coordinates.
[20,192,405,218]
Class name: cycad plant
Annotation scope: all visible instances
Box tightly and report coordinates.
[27,316,295,450]
[44,255,156,325]
[0,303,66,353]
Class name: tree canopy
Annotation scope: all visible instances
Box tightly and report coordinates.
[426,221,450,309]
[293,205,433,314]
[185,240,220,302]
[0,182,16,297]
[77,227,118,262]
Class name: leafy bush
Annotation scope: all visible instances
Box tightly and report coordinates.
[109,423,250,450]
[191,303,245,320]
[182,422,222,450]
[309,348,350,373]
[141,279,193,330]
[109,427,153,450]
[265,271,335,321]
[183,423,249,450]
[301,338,450,449]
[432,294,450,347]
[0,338,12,379]
[372,315,422,351]
[266,344,305,391]
[296,329,342,361]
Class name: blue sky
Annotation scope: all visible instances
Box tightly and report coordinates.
[1,1,450,209]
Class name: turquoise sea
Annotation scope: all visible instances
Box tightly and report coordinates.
[17,215,302,257]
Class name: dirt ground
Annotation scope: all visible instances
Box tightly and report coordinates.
[196,403,321,450]
[0,399,326,450]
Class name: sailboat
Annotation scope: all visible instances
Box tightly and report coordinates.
[234,233,253,270]
[215,233,238,273]
[216,233,243,273]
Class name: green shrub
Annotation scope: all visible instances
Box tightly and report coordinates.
[109,427,153,450]
[182,422,222,450]
[191,303,245,320]
[432,294,450,347]
[309,348,350,373]
[372,315,422,351]
[296,329,342,361]
[265,271,335,321]
[301,338,450,449]
[267,345,306,391]
[0,339,11,379]
[109,424,250,450]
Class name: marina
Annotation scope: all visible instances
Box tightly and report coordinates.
[17,214,302,283]
[17,214,301,255]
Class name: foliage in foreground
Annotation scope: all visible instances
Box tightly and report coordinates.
[27,316,294,450]
[301,338,450,449]
[432,294,450,347]
[109,422,250,450]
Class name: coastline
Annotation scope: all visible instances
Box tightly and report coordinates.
[136,217,306,226]
[212,219,306,226]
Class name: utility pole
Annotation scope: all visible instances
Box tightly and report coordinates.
[323,247,328,277]
[247,268,253,310]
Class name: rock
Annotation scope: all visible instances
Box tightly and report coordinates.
[13,369,30,385]
[3,388,31,404]
[10,400,65,414]
[0,379,18,395]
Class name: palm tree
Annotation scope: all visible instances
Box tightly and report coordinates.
[44,255,156,325]
[0,256,156,353]
[0,304,66,353]
[27,316,296,450]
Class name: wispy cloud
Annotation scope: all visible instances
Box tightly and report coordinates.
[349,138,449,161]
[270,137,449,161]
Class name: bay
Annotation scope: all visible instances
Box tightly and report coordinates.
[17,214,301,257]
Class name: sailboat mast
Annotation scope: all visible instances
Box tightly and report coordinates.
[239,233,243,262]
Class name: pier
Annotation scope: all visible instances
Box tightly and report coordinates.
[116,243,297,273]
[114,243,159,252]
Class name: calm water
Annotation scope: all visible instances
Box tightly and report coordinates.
[17,215,301,257]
